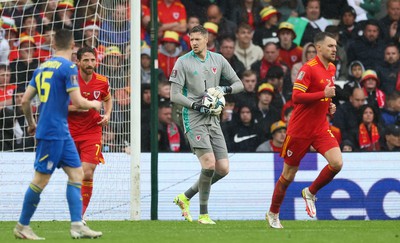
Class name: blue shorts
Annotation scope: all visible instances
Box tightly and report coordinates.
[34,137,81,174]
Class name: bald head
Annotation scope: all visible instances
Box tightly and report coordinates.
[207,4,222,24]
[350,88,366,109]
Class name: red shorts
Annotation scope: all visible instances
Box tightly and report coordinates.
[280,130,339,166]
[74,139,105,165]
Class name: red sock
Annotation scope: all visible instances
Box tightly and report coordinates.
[269,175,292,214]
[81,179,93,215]
[309,165,339,195]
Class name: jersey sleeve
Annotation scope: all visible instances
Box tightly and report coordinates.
[28,69,38,90]
[66,63,79,92]
[169,58,185,86]
[293,65,311,93]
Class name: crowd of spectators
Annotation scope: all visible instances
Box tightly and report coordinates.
[140,0,400,152]
[0,0,131,152]
[0,0,399,153]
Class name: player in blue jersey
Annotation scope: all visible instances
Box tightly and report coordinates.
[13,29,103,240]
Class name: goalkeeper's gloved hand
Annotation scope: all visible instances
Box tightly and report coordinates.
[207,86,232,99]
[191,101,211,114]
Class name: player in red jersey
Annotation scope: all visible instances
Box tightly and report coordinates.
[266,32,343,228]
[68,46,112,219]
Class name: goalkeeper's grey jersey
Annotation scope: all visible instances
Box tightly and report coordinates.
[169,50,241,132]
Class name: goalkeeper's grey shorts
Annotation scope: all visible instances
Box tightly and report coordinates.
[185,123,228,161]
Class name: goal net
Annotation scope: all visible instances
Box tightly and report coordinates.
[0,0,139,221]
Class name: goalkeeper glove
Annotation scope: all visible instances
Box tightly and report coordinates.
[191,101,221,116]
[191,101,211,114]
[207,86,232,99]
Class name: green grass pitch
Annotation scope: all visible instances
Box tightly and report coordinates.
[1,220,399,243]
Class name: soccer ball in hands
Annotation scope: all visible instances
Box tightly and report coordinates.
[202,92,225,115]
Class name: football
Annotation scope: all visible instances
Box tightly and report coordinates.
[202,92,225,109]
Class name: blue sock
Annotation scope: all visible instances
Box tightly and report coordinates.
[67,181,82,222]
[19,183,42,225]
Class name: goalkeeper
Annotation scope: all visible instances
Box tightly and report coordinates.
[170,25,243,224]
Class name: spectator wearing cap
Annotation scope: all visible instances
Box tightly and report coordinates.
[291,42,316,83]
[256,120,287,152]
[353,104,382,151]
[347,19,385,70]
[253,82,281,139]
[141,47,167,84]
[234,22,263,70]
[265,65,292,113]
[226,105,264,152]
[99,46,126,90]
[253,6,280,47]
[204,22,219,52]
[361,69,386,109]
[277,22,302,70]
[233,70,258,110]
[376,43,400,95]
[380,91,400,127]
[379,0,400,42]
[218,36,246,86]
[338,6,362,51]
[55,0,75,30]
[251,42,289,82]
[157,0,187,38]
[229,0,263,28]
[158,30,182,79]
[380,124,400,151]
[207,4,237,39]
[10,36,39,90]
[100,2,130,47]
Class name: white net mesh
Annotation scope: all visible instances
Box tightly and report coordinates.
[0,0,131,152]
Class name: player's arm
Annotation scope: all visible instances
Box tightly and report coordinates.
[69,89,102,111]
[97,95,112,126]
[292,83,335,104]
[21,85,38,135]
[208,56,244,98]
[170,82,212,114]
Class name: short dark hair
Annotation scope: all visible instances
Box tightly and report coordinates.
[314,32,336,44]
[54,29,74,50]
[189,25,208,36]
[77,46,96,60]
[0,64,9,72]
[266,65,284,80]
[263,41,279,50]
